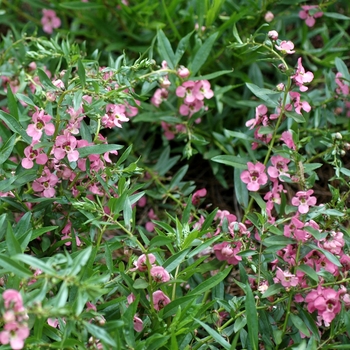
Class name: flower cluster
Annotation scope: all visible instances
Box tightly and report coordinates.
[41,9,61,34]
[0,290,29,350]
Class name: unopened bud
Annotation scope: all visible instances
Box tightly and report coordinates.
[334,132,342,140]
[276,83,285,91]
[265,11,274,22]
[278,63,286,72]
[268,30,278,41]
[177,66,190,78]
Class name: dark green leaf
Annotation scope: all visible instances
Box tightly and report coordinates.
[245,283,258,350]
[78,144,123,158]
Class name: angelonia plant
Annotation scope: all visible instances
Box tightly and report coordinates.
[0,1,350,349]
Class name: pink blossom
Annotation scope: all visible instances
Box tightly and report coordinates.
[151,88,169,107]
[213,241,242,265]
[3,290,24,312]
[275,267,299,288]
[101,104,129,128]
[41,9,61,34]
[267,155,290,181]
[21,143,48,169]
[145,209,158,232]
[291,189,317,214]
[275,41,295,54]
[299,5,323,27]
[133,316,143,332]
[280,131,296,150]
[305,287,341,325]
[193,80,214,100]
[240,162,268,191]
[132,254,156,272]
[287,91,311,115]
[26,108,55,141]
[176,81,196,103]
[179,99,204,116]
[246,104,268,130]
[192,188,207,205]
[0,323,30,350]
[150,266,170,283]
[322,231,345,255]
[335,72,349,96]
[53,134,80,162]
[32,167,59,198]
[292,57,314,92]
[152,290,171,311]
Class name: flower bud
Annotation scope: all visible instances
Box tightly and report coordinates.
[268,30,278,41]
[278,63,286,72]
[177,66,190,78]
[276,83,285,91]
[265,11,274,22]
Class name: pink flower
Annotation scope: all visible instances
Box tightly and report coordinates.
[280,131,296,150]
[306,287,341,325]
[53,134,80,162]
[26,108,55,141]
[246,104,268,130]
[101,104,129,128]
[292,58,314,92]
[275,41,295,54]
[0,323,30,350]
[213,241,242,265]
[133,316,143,332]
[132,254,156,272]
[32,167,59,198]
[275,267,299,288]
[267,155,290,181]
[152,290,171,311]
[291,189,317,213]
[21,143,48,169]
[41,9,61,34]
[176,81,196,104]
[151,88,169,107]
[193,80,214,100]
[240,162,268,191]
[299,5,323,27]
[150,266,170,283]
[3,290,24,312]
[287,91,311,115]
[192,188,207,205]
[335,72,349,96]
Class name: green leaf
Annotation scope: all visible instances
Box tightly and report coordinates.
[174,31,193,66]
[335,57,350,82]
[0,254,32,277]
[59,1,104,9]
[7,87,18,121]
[189,32,218,76]
[13,254,57,275]
[245,283,258,350]
[297,265,318,282]
[83,322,116,347]
[37,68,57,90]
[262,284,283,298]
[194,318,231,349]
[157,29,175,69]
[77,59,86,87]
[78,144,123,158]
[340,167,350,177]
[234,168,248,208]
[16,93,36,108]
[149,236,174,248]
[188,70,233,81]
[211,155,249,169]
[6,222,22,255]
[0,110,31,143]
[133,278,149,289]
[263,236,295,246]
[290,314,310,338]
[188,266,232,296]
[163,248,190,273]
[324,12,350,20]
[308,244,341,267]
[285,111,306,123]
[0,134,16,165]
[246,83,280,106]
